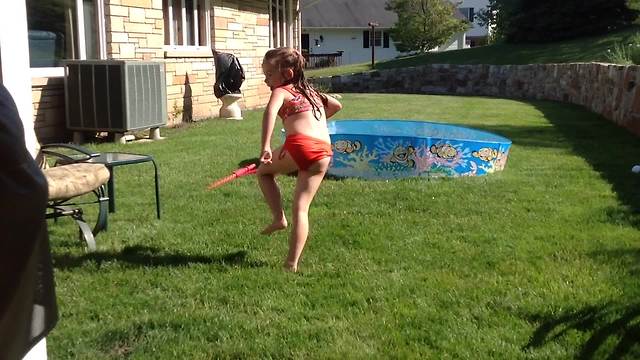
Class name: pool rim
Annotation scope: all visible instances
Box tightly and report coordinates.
[327,119,512,145]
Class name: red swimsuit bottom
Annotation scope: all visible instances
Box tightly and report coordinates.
[282,133,333,170]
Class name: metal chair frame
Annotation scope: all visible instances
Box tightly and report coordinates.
[41,143,109,251]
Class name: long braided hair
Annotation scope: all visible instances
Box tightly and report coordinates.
[263,47,327,120]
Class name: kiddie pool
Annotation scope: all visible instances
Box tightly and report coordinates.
[327,119,512,179]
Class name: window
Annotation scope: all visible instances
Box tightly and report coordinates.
[372,30,382,47]
[270,0,298,48]
[163,0,210,49]
[363,30,390,49]
[26,0,105,76]
[459,7,475,22]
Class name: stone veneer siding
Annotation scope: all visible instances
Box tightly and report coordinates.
[313,63,640,137]
[106,0,271,126]
[33,0,274,142]
[32,77,66,142]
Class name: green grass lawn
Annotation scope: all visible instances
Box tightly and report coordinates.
[307,26,640,78]
[47,94,640,358]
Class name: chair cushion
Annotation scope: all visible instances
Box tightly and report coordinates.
[43,163,110,201]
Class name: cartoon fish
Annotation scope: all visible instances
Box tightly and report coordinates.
[389,145,416,168]
[430,143,457,160]
[333,140,361,154]
[472,147,499,162]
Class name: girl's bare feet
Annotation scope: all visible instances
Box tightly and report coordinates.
[283,262,298,272]
[261,218,288,235]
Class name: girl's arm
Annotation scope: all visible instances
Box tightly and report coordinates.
[322,94,343,119]
[261,89,285,162]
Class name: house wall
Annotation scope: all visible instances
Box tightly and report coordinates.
[31,0,276,143]
[436,32,465,52]
[458,0,489,38]
[32,77,67,143]
[312,63,640,137]
[104,0,271,127]
[305,28,399,66]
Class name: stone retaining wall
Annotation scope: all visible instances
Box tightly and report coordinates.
[312,63,640,136]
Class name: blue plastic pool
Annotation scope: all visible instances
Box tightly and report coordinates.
[327,120,512,179]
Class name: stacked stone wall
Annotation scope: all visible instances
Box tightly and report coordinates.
[313,63,640,136]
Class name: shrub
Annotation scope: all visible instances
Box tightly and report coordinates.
[605,33,640,65]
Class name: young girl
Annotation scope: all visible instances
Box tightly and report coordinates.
[257,47,342,272]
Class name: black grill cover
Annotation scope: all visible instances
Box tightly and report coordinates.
[213,51,245,99]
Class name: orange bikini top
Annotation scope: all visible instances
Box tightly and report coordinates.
[277,85,315,120]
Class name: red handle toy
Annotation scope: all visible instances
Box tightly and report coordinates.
[207,163,257,190]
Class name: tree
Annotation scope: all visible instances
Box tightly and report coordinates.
[386,0,470,53]
[475,0,519,42]
[477,0,639,43]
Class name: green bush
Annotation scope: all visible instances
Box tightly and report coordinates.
[606,33,640,64]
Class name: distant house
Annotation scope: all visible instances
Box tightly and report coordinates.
[301,0,489,66]
[457,0,491,47]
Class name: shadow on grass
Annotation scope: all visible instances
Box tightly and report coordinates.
[53,245,267,270]
[523,303,640,359]
[532,100,640,224]
[98,319,187,357]
[469,123,570,150]
[590,247,640,277]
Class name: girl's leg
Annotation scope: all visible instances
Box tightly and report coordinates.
[256,146,297,235]
[285,157,330,271]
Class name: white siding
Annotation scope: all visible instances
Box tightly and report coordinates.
[458,0,489,38]
[305,28,400,65]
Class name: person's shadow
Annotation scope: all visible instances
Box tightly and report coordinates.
[52,245,267,270]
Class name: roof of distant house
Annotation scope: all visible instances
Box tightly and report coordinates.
[301,0,397,28]
[301,0,466,29]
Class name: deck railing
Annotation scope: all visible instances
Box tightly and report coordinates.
[303,51,343,69]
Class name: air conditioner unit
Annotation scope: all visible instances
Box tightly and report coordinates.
[64,60,167,136]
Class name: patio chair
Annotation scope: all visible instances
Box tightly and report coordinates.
[40,143,110,251]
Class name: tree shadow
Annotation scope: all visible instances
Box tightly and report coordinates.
[52,245,266,270]
[465,123,572,150]
[531,100,640,222]
[523,302,640,359]
[590,247,640,278]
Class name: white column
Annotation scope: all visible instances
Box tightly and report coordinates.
[275,0,280,47]
[268,0,273,48]
[287,0,293,47]
[0,0,38,158]
[458,32,466,50]
[295,0,301,50]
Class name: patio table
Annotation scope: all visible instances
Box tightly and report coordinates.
[86,152,160,219]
